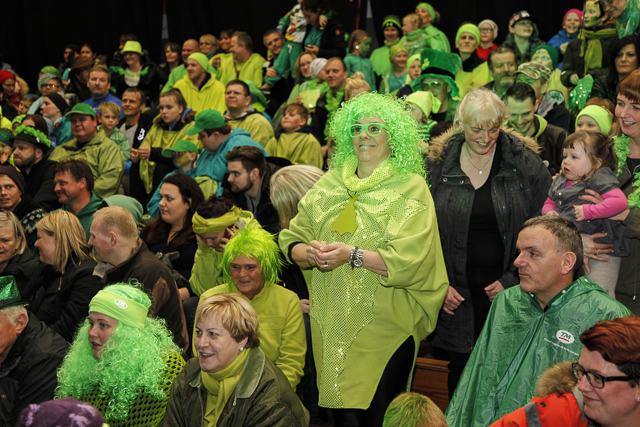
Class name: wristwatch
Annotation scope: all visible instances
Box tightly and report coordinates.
[353,248,364,268]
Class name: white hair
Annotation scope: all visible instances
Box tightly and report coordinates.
[2,305,27,325]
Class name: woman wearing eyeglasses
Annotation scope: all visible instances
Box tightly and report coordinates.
[279,91,449,427]
[427,87,552,396]
[491,316,640,427]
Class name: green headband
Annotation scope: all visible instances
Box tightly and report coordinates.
[89,290,148,329]
[192,206,242,234]
[416,3,436,21]
[576,105,612,134]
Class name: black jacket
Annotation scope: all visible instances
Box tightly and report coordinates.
[589,73,618,105]
[533,115,568,176]
[5,249,40,300]
[221,157,292,234]
[123,113,155,207]
[303,16,347,59]
[111,61,169,105]
[560,27,617,87]
[29,258,103,342]
[21,156,59,212]
[0,314,69,426]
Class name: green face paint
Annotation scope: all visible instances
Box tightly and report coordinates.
[359,39,371,57]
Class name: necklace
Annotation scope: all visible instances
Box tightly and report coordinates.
[613,134,640,209]
[462,143,495,175]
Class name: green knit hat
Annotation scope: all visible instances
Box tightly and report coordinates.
[187,52,213,74]
[576,105,613,134]
[389,43,408,61]
[532,44,560,70]
[416,3,436,22]
[411,48,461,98]
[406,54,421,72]
[382,15,401,32]
[0,276,28,309]
[456,23,480,45]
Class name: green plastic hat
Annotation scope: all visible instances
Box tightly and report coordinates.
[411,48,462,98]
[0,276,28,309]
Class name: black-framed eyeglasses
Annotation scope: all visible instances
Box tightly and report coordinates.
[349,123,388,138]
[572,362,639,389]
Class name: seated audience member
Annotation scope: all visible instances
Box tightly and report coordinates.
[589,35,640,105]
[371,15,402,78]
[110,40,168,105]
[98,102,130,165]
[504,82,567,175]
[285,52,320,106]
[199,34,219,60]
[11,126,58,212]
[65,55,93,102]
[49,104,124,198]
[88,206,190,352]
[0,276,69,426]
[141,173,204,300]
[162,41,183,74]
[0,165,46,248]
[224,80,275,148]
[130,89,197,199]
[383,393,448,427]
[502,10,545,65]
[396,53,424,98]
[28,210,103,342]
[483,46,517,98]
[532,44,569,101]
[455,23,492,96]
[445,216,631,427]
[416,3,451,53]
[16,398,104,426]
[0,71,19,120]
[266,103,322,169]
[406,91,439,146]
[0,211,39,296]
[162,39,199,94]
[214,32,266,87]
[575,104,613,133]
[54,159,102,240]
[56,283,185,426]
[173,53,225,114]
[310,57,348,145]
[184,109,266,190]
[477,19,499,60]
[189,197,260,296]
[26,73,64,116]
[515,62,572,131]
[412,49,462,123]
[41,93,72,147]
[221,146,290,234]
[162,293,309,426]
[82,65,122,116]
[491,316,640,427]
[343,72,371,102]
[380,44,410,95]
[199,227,306,389]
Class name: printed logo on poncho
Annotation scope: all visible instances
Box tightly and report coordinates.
[114,299,128,309]
[556,330,574,344]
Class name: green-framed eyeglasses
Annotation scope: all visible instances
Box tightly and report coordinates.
[349,123,389,138]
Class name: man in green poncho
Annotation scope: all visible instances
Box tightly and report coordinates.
[446,216,631,427]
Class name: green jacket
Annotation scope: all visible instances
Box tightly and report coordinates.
[216,53,267,87]
[265,131,323,169]
[161,348,309,427]
[445,276,631,427]
[49,130,124,198]
[420,25,451,53]
[226,110,275,148]
[62,192,103,241]
[173,74,226,114]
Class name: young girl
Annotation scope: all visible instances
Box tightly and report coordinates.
[131,89,198,197]
[344,29,376,91]
[543,130,629,296]
[380,44,409,95]
[406,91,440,148]
[575,104,613,133]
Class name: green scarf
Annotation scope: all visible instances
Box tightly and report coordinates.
[578,27,618,74]
[384,38,400,48]
[617,0,640,37]
[613,134,640,209]
[323,86,345,140]
[201,347,250,427]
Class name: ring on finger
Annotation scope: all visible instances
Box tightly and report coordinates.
[324,261,328,268]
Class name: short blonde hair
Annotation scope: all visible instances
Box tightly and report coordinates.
[454,87,510,130]
[270,165,324,229]
[0,210,26,256]
[344,71,370,101]
[37,211,94,273]
[195,293,260,348]
[98,101,121,118]
[93,206,138,240]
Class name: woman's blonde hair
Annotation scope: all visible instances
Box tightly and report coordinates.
[0,210,26,256]
[454,87,510,130]
[344,71,370,101]
[196,293,260,349]
[37,211,93,273]
[270,165,324,229]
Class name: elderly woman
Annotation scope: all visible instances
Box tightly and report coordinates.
[279,92,448,426]
[56,283,185,426]
[427,87,552,396]
[198,227,305,390]
[163,293,309,426]
[491,316,640,427]
[29,211,103,342]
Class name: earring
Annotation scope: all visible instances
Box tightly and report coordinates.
[239,347,244,352]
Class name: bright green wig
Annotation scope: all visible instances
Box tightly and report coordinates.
[328,91,426,179]
[221,227,282,288]
[56,282,180,421]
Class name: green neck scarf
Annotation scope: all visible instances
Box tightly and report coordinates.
[384,38,400,48]
[579,27,618,74]
[617,0,640,37]
[201,347,250,427]
[613,134,640,209]
[323,86,345,141]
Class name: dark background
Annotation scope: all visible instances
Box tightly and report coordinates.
[2,0,580,90]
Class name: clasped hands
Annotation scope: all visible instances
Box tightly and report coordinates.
[306,240,351,270]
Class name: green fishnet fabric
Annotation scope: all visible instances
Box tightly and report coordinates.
[81,352,185,427]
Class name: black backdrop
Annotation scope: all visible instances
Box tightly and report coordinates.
[2,0,581,89]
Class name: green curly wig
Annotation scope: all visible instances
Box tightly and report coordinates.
[221,227,282,288]
[56,282,180,421]
[328,92,426,179]
[14,124,50,147]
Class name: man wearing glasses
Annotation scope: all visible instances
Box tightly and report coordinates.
[445,216,630,427]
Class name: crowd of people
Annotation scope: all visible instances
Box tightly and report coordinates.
[1,0,640,426]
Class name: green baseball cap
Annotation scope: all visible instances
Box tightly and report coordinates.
[185,109,226,135]
[162,140,199,157]
[64,103,96,119]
